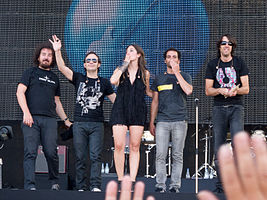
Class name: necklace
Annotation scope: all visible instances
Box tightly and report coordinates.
[85,76,101,92]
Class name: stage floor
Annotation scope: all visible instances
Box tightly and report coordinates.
[102,176,218,193]
[0,178,226,200]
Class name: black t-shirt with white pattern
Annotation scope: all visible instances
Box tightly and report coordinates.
[71,72,114,122]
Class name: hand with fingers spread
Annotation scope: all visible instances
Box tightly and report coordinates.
[49,35,62,52]
[198,131,267,200]
[105,176,155,200]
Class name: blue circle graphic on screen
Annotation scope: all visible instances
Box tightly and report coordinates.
[64,0,209,78]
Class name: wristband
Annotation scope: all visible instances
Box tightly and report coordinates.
[63,117,69,122]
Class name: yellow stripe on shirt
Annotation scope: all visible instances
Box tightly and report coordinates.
[157,84,173,91]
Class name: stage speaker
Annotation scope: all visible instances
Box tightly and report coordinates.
[35,145,67,173]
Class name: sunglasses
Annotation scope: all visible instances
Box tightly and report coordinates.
[85,58,98,63]
[220,41,233,46]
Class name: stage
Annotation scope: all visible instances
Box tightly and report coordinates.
[0,177,226,200]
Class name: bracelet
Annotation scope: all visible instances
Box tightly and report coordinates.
[63,117,69,122]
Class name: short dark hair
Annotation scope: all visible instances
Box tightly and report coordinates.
[83,51,101,73]
[33,41,56,67]
[163,48,181,60]
[83,51,101,64]
[216,34,237,57]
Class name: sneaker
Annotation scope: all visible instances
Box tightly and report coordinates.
[91,187,101,192]
[51,184,60,191]
[30,187,36,191]
[169,187,180,193]
[78,189,85,192]
[155,187,166,193]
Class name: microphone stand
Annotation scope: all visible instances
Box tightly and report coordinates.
[195,98,199,194]
[0,158,2,189]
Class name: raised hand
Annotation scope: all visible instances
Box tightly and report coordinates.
[198,132,267,200]
[124,53,131,63]
[169,59,180,73]
[105,175,155,200]
[49,35,62,52]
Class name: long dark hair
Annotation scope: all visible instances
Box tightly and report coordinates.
[124,44,148,84]
[33,41,56,67]
[216,34,237,58]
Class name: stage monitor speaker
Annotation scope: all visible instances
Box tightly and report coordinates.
[35,145,67,173]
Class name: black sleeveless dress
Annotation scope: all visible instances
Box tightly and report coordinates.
[110,69,147,126]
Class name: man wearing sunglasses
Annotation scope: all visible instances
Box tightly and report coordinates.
[205,34,250,193]
[50,35,116,192]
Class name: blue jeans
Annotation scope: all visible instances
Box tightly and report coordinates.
[22,115,58,190]
[213,105,244,181]
[73,122,104,190]
[155,121,187,190]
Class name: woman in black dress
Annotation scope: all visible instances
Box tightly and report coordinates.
[110,44,152,182]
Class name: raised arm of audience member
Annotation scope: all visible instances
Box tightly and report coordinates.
[105,176,155,200]
[198,131,267,200]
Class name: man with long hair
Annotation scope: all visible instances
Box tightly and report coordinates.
[205,34,249,192]
[16,42,71,190]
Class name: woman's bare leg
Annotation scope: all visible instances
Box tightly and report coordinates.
[113,125,128,181]
[129,125,144,181]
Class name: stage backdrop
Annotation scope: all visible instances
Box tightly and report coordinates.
[0,0,266,124]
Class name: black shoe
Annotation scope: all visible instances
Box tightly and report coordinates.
[155,187,166,193]
[169,187,180,193]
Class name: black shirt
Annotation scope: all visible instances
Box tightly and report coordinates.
[71,72,114,122]
[19,67,60,118]
[205,56,249,106]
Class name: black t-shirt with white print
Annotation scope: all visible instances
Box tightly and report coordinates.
[19,67,60,118]
[71,72,114,122]
[205,56,249,106]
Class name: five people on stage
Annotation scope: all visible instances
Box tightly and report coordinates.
[16,34,249,193]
